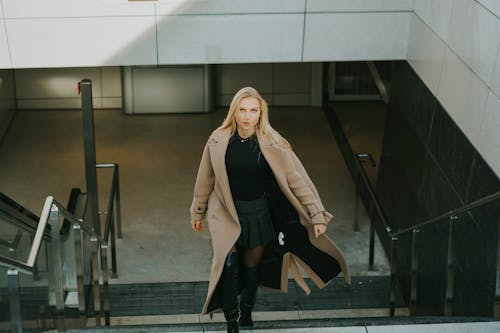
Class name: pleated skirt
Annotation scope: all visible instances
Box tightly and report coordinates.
[234,194,276,248]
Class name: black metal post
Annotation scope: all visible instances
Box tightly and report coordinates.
[80,79,100,236]
[8,269,22,333]
[368,201,375,270]
[410,229,419,315]
[445,215,457,316]
[354,168,360,232]
[389,236,398,316]
[115,165,122,238]
[50,205,65,331]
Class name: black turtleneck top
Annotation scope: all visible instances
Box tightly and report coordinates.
[225,133,272,201]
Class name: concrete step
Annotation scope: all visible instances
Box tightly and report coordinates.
[63,317,500,333]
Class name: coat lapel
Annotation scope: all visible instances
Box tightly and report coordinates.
[208,130,240,224]
[258,134,308,220]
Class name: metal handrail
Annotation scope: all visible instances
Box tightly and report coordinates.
[97,163,122,241]
[353,152,500,317]
[354,153,392,233]
[0,254,33,275]
[2,162,122,331]
[0,196,102,274]
[354,152,500,237]
[95,162,121,323]
[0,192,51,241]
[393,190,500,236]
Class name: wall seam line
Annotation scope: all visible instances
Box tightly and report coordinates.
[473,0,500,20]
[154,4,159,66]
[412,10,500,101]
[300,0,307,62]
[0,0,14,68]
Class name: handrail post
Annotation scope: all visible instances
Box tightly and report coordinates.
[389,236,398,316]
[101,244,111,325]
[110,207,118,278]
[368,201,375,270]
[8,269,22,333]
[50,205,65,331]
[73,223,87,328]
[81,79,100,237]
[410,229,419,315]
[91,237,101,326]
[445,215,457,316]
[354,165,360,232]
[115,164,122,238]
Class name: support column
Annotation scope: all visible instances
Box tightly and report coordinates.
[8,269,22,333]
[80,79,100,236]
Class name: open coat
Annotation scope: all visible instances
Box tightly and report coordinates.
[190,128,351,315]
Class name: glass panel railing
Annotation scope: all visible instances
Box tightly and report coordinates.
[0,215,47,274]
[0,235,51,333]
[0,161,121,332]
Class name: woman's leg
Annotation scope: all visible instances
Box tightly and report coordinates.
[239,245,264,326]
[222,246,239,333]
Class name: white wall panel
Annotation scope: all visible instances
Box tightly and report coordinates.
[407,15,446,95]
[15,67,101,108]
[477,91,500,177]
[303,13,410,61]
[157,14,303,64]
[307,0,413,12]
[156,0,305,15]
[2,0,154,18]
[413,0,453,40]
[437,47,489,148]
[15,68,100,99]
[447,0,500,87]
[0,19,11,68]
[6,17,157,68]
[14,67,122,109]
[492,47,500,97]
[476,0,500,18]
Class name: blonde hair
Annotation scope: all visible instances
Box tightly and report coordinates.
[217,87,290,149]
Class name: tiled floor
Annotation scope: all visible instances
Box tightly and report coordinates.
[66,320,500,333]
[0,104,390,288]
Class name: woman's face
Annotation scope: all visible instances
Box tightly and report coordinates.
[235,97,261,133]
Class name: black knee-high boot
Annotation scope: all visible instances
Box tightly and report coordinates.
[222,252,239,333]
[239,266,259,327]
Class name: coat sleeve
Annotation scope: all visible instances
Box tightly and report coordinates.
[284,148,333,225]
[190,142,215,222]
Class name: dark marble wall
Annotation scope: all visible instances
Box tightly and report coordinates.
[0,70,17,143]
[376,61,500,316]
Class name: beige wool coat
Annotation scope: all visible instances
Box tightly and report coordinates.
[190,128,351,315]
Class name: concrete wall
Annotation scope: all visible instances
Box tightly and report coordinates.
[14,67,122,109]
[0,0,412,68]
[0,69,15,142]
[376,61,499,315]
[407,0,500,176]
[14,63,324,109]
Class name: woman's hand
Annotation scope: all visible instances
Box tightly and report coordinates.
[314,223,327,238]
[191,220,203,232]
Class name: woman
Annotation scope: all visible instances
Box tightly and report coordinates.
[191,87,350,333]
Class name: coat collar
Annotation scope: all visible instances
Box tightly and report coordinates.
[210,128,275,146]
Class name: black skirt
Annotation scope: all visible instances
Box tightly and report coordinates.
[234,194,276,248]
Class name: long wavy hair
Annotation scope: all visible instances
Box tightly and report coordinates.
[216,87,290,149]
